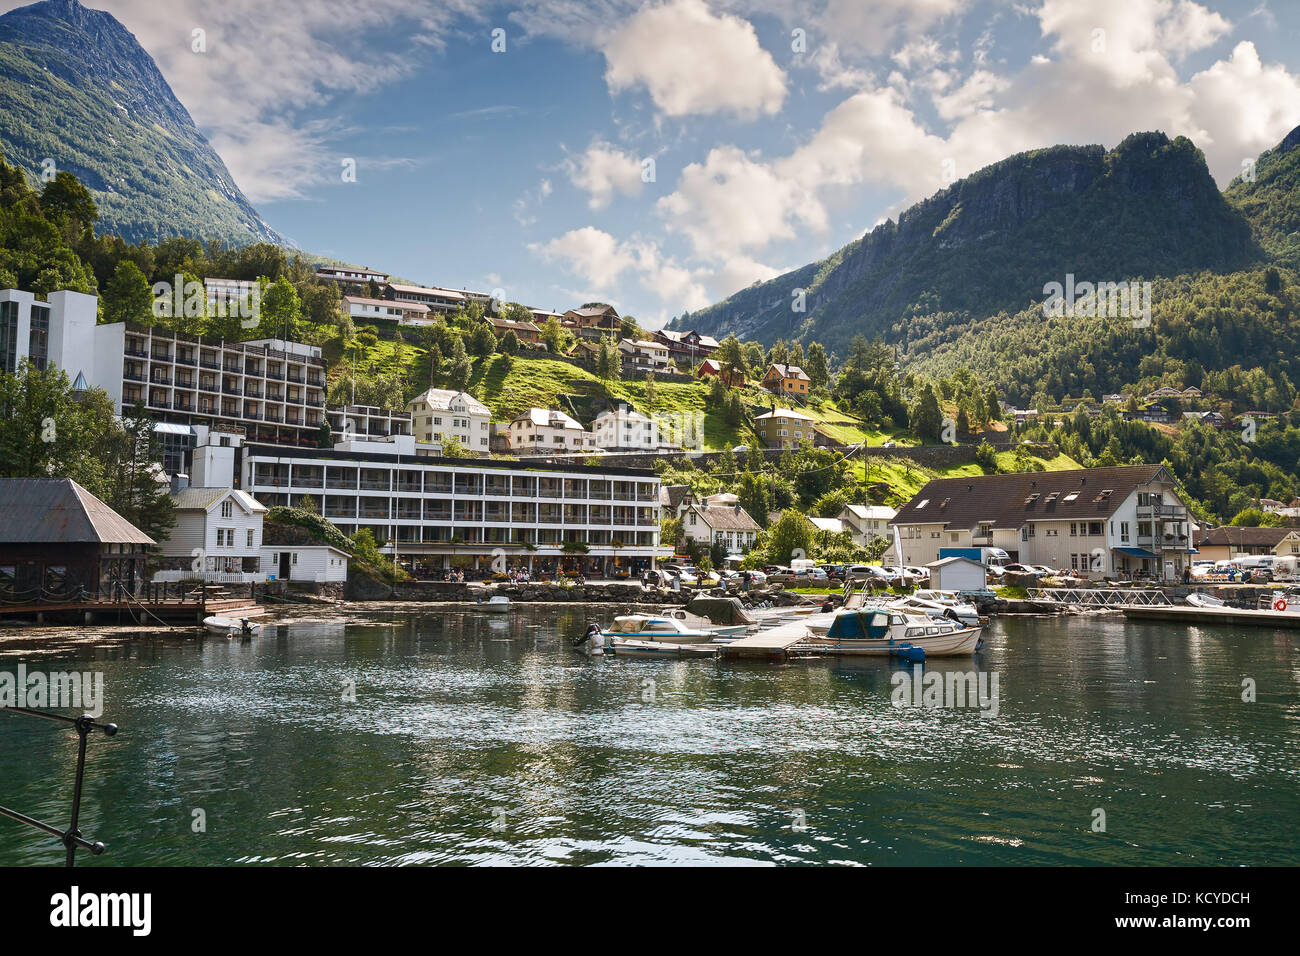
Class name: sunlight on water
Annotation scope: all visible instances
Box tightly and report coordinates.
[1,607,1296,866]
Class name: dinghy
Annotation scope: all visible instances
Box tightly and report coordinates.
[203,616,260,638]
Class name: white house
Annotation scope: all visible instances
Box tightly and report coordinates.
[506,408,596,455]
[839,504,897,548]
[891,464,1194,581]
[406,388,491,454]
[592,406,659,450]
[617,338,670,371]
[342,295,432,326]
[155,486,268,583]
[683,493,760,559]
[153,431,269,583]
[260,545,349,582]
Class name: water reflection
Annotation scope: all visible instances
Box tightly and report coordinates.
[0,607,1296,866]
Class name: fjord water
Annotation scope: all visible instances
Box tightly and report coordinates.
[1,608,1296,866]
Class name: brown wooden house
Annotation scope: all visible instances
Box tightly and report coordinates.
[0,478,154,601]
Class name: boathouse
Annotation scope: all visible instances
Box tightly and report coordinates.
[0,478,154,601]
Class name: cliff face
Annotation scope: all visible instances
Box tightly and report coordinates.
[678,131,1259,356]
[0,0,285,246]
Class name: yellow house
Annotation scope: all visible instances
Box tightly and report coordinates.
[762,363,810,397]
[754,407,815,448]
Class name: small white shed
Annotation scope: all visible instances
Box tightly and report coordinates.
[926,556,986,592]
[260,545,350,582]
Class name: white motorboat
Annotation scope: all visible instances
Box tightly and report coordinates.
[1185,592,1225,608]
[796,607,983,657]
[478,595,511,613]
[203,615,260,638]
[600,614,722,644]
[890,591,982,627]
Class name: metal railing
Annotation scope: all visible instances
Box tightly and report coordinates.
[0,708,118,866]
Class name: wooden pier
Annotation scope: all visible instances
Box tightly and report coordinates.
[719,620,812,659]
[1121,605,1300,629]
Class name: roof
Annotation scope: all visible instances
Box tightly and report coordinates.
[766,363,810,381]
[927,556,985,569]
[1198,526,1296,547]
[0,478,155,545]
[754,407,814,422]
[808,517,845,534]
[487,316,540,332]
[172,487,267,514]
[408,388,489,416]
[891,465,1173,531]
[690,503,760,533]
[619,338,668,351]
[388,283,464,299]
[566,305,619,319]
[343,295,428,312]
[513,407,587,431]
[842,504,897,521]
[659,484,692,510]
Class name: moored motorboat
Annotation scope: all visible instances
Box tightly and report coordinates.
[478,595,511,613]
[889,592,982,627]
[1185,592,1225,608]
[796,607,982,657]
[599,614,724,644]
[203,616,260,638]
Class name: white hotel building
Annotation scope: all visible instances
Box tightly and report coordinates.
[239,435,666,573]
[1,288,412,450]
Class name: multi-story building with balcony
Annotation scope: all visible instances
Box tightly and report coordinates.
[342,295,434,326]
[406,388,490,454]
[506,408,597,456]
[119,326,332,446]
[890,464,1194,581]
[240,435,665,574]
[315,266,389,289]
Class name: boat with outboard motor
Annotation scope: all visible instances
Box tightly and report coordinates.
[888,590,982,627]
[795,606,983,657]
[203,615,260,638]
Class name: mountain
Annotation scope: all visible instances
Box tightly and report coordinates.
[1224,124,1300,264]
[675,132,1260,359]
[0,0,283,246]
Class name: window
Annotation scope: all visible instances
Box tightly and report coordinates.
[221,500,233,519]
[1063,492,1079,503]
[1120,522,1130,542]
[247,529,255,548]
[1070,522,1077,536]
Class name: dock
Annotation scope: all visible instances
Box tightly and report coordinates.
[1121,605,1300,629]
[719,620,811,659]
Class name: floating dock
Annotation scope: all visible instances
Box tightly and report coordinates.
[718,620,812,659]
[1121,604,1300,629]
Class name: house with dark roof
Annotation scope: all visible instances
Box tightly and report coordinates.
[1196,526,1300,562]
[890,464,1193,580]
[683,493,760,559]
[0,478,154,599]
[653,329,719,365]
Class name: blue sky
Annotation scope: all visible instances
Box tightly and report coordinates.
[14,0,1300,328]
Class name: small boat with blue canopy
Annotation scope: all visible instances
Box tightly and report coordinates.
[797,607,982,657]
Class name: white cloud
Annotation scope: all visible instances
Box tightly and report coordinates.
[565,141,646,209]
[602,0,787,119]
[531,227,638,290]
[657,146,822,259]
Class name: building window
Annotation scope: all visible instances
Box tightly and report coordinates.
[247,529,255,548]
[221,500,233,519]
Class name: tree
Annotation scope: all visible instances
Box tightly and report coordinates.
[259,276,302,341]
[0,362,116,495]
[539,315,572,355]
[709,538,729,570]
[910,384,944,442]
[441,435,471,458]
[764,509,813,565]
[39,171,97,234]
[805,342,830,389]
[102,261,154,326]
[500,330,519,356]
[643,372,658,409]
[448,357,472,392]
[106,404,176,543]
[715,334,745,383]
[660,516,683,550]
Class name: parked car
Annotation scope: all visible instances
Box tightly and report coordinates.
[822,564,848,582]
[845,564,891,583]
[904,566,931,583]
[880,566,921,585]
[723,569,767,587]
[881,440,897,448]
[1003,563,1044,577]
